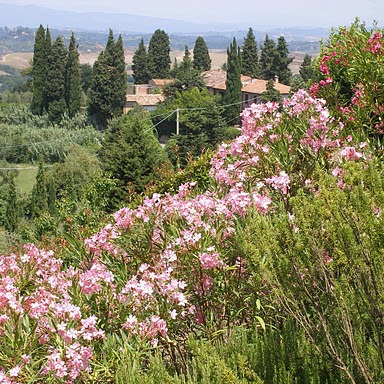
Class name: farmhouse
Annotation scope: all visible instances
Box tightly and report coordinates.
[123,79,171,112]
[124,71,291,112]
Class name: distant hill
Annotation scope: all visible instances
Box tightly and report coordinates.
[0,3,330,38]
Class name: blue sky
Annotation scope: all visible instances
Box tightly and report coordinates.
[1,0,383,28]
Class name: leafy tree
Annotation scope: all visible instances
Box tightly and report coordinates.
[31,25,47,115]
[49,144,101,202]
[65,33,82,117]
[89,30,127,128]
[223,38,242,124]
[4,172,19,233]
[274,35,293,85]
[132,38,150,84]
[154,88,226,167]
[147,29,171,79]
[299,54,315,83]
[45,36,68,121]
[260,35,277,80]
[241,27,261,78]
[98,110,168,198]
[260,78,282,103]
[193,36,211,72]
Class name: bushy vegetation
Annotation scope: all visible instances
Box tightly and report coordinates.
[0,20,384,383]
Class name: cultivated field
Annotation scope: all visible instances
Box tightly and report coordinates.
[1,49,302,74]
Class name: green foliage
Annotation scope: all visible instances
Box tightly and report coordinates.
[80,63,93,93]
[274,35,293,85]
[242,160,384,382]
[65,33,82,117]
[88,30,127,128]
[154,88,226,167]
[132,37,150,84]
[312,20,384,137]
[148,29,171,79]
[299,54,315,83]
[193,36,211,72]
[260,79,282,103]
[45,36,68,122]
[4,172,19,233]
[98,110,168,201]
[30,159,48,218]
[260,35,276,80]
[49,144,101,201]
[31,25,47,115]
[167,46,205,96]
[241,28,261,78]
[223,38,242,125]
[0,107,101,163]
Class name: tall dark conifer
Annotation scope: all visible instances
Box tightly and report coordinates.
[274,35,293,85]
[299,54,315,83]
[260,35,277,80]
[89,30,127,128]
[241,27,260,78]
[45,36,68,121]
[132,38,149,84]
[65,33,82,117]
[223,38,242,124]
[4,173,19,233]
[111,34,127,117]
[31,25,47,115]
[31,160,48,219]
[193,36,211,72]
[147,29,171,79]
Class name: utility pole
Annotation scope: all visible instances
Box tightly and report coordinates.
[176,107,179,135]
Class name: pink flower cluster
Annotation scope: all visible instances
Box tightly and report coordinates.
[0,244,106,382]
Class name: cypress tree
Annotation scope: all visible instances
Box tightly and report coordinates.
[89,51,109,127]
[111,34,127,118]
[147,29,171,79]
[4,172,19,233]
[65,32,82,117]
[274,35,293,85]
[31,25,47,115]
[31,160,48,219]
[241,27,261,78]
[45,36,68,121]
[89,30,127,128]
[260,35,277,80]
[223,38,242,124]
[193,36,211,72]
[132,38,150,84]
[299,54,315,83]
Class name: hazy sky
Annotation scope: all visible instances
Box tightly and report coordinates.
[2,0,383,28]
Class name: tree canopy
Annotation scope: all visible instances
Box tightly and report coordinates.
[193,36,211,72]
[148,29,171,79]
[241,27,260,78]
[88,29,127,128]
[132,38,150,84]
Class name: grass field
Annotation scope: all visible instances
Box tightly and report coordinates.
[2,165,38,195]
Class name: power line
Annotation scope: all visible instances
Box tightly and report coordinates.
[0,96,261,149]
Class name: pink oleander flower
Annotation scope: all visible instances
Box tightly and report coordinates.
[265,171,290,195]
[198,250,223,270]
